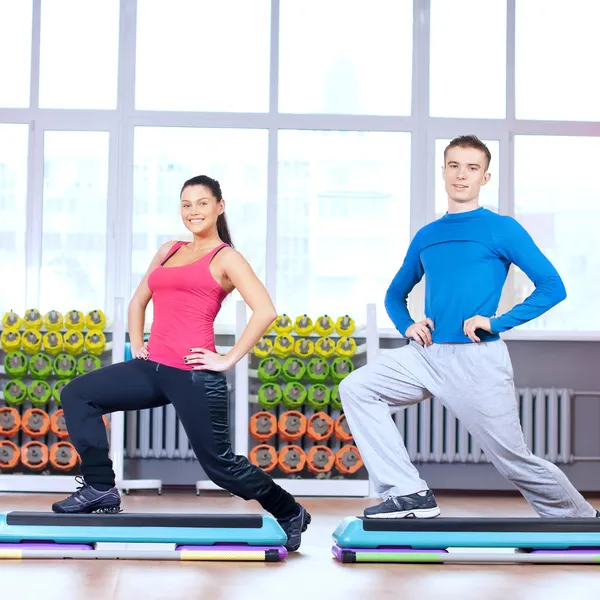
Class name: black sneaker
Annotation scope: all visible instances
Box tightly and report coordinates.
[278,504,311,552]
[52,476,121,514]
[364,490,440,519]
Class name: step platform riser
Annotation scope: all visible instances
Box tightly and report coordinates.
[332,544,600,564]
[333,517,600,550]
[0,512,287,561]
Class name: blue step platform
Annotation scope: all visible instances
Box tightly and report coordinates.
[0,512,287,546]
[332,517,600,564]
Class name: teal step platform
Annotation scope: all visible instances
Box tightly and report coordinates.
[332,517,600,564]
[0,512,287,546]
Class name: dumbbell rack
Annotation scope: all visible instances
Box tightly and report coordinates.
[0,313,111,493]
[196,302,380,498]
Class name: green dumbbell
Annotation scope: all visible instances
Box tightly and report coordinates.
[54,353,77,379]
[330,385,343,410]
[52,380,70,407]
[257,383,282,409]
[330,357,354,383]
[4,352,28,378]
[3,380,27,406]
[30,353,53,379]
[27,380,52,407]
[306,358,329,383]
[257,358,282,383]
[307,384,330,410]
[77,354,101,375]
[281,358,306,383]
[282,382,307,409]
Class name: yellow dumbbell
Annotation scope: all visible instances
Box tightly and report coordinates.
[335,315,355,337]
[294,338,315,359]
[273,314,293,336]
[43,310,64,331]
[253,337,273,359]
[65,310,85,331]
[314,315,335,337]
[336,337,357,357]
[293,315,314,336]
[273,334,294,359]
[2,311,22,330]
[22,329,43,354]
[85,309,107,331]
[23,309,43,330]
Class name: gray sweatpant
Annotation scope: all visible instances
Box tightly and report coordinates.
[339,339,596,518]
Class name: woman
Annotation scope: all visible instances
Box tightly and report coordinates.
[53,175,311,552]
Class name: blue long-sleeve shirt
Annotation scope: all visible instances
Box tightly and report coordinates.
[385,207,566,343]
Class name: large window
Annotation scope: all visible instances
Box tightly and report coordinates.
[40,131,110,312]
[0,1,598,338]
[0,124,29,314]
[515,0,600,121]
[513,135,600,331]
[39,0,120,109]
[135,0,271,112]
[430,0,507,118]
[277,131,411,326]
[279,0,413,115]
[0,1,33,108]
[131,127,268,327]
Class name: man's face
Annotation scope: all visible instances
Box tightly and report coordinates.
[443,146,491,204]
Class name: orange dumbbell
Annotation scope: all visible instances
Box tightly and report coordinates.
[249,444,278,472]
[0,407,21,438]
[21,441,49,471]
[0,440,20,470]
[21,408,51,438]
[306,445,335,474]
[335,444,364,475]
[278,411,307,442]
[306,412,334,442]
[334,414,353,442]
[277,445,306,474]
[249,412,277,442]
[49,441,79,471]
[50,409,70,439]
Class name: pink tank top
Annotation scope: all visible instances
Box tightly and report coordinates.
[146,241,229,370]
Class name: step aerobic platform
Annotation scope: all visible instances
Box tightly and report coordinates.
[332,517,600,564]
[0,512,287,562]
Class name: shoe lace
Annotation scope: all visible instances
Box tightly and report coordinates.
[69,475,89,498]
[390,496,405,510]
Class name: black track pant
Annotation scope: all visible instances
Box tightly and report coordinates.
[60,359,298,520]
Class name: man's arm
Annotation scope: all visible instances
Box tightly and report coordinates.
[489,217,566,333]
[384,234,425,337]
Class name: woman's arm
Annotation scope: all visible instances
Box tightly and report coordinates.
[186,249,276,371]
[128,241,176,357]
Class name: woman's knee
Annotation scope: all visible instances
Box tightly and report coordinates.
[202,455,272,500]
[59,377,86,408]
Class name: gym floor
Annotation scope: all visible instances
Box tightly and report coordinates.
[1,491,600,600]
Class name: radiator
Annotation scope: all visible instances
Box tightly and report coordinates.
[393,388,573,464]
[123,387,572,465]
[124,385,233,460]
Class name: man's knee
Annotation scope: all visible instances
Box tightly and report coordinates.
[339,366,366,399]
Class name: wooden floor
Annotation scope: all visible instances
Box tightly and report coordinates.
[1,490,600,600]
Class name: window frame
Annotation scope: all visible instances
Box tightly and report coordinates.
[0,0,598,339]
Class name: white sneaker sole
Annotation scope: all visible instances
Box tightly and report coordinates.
[364,506,441,519]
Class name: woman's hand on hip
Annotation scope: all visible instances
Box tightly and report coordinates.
[184,348,232,372]
[132,342,149,360]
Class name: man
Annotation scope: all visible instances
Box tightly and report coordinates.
[340,135,597,519]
